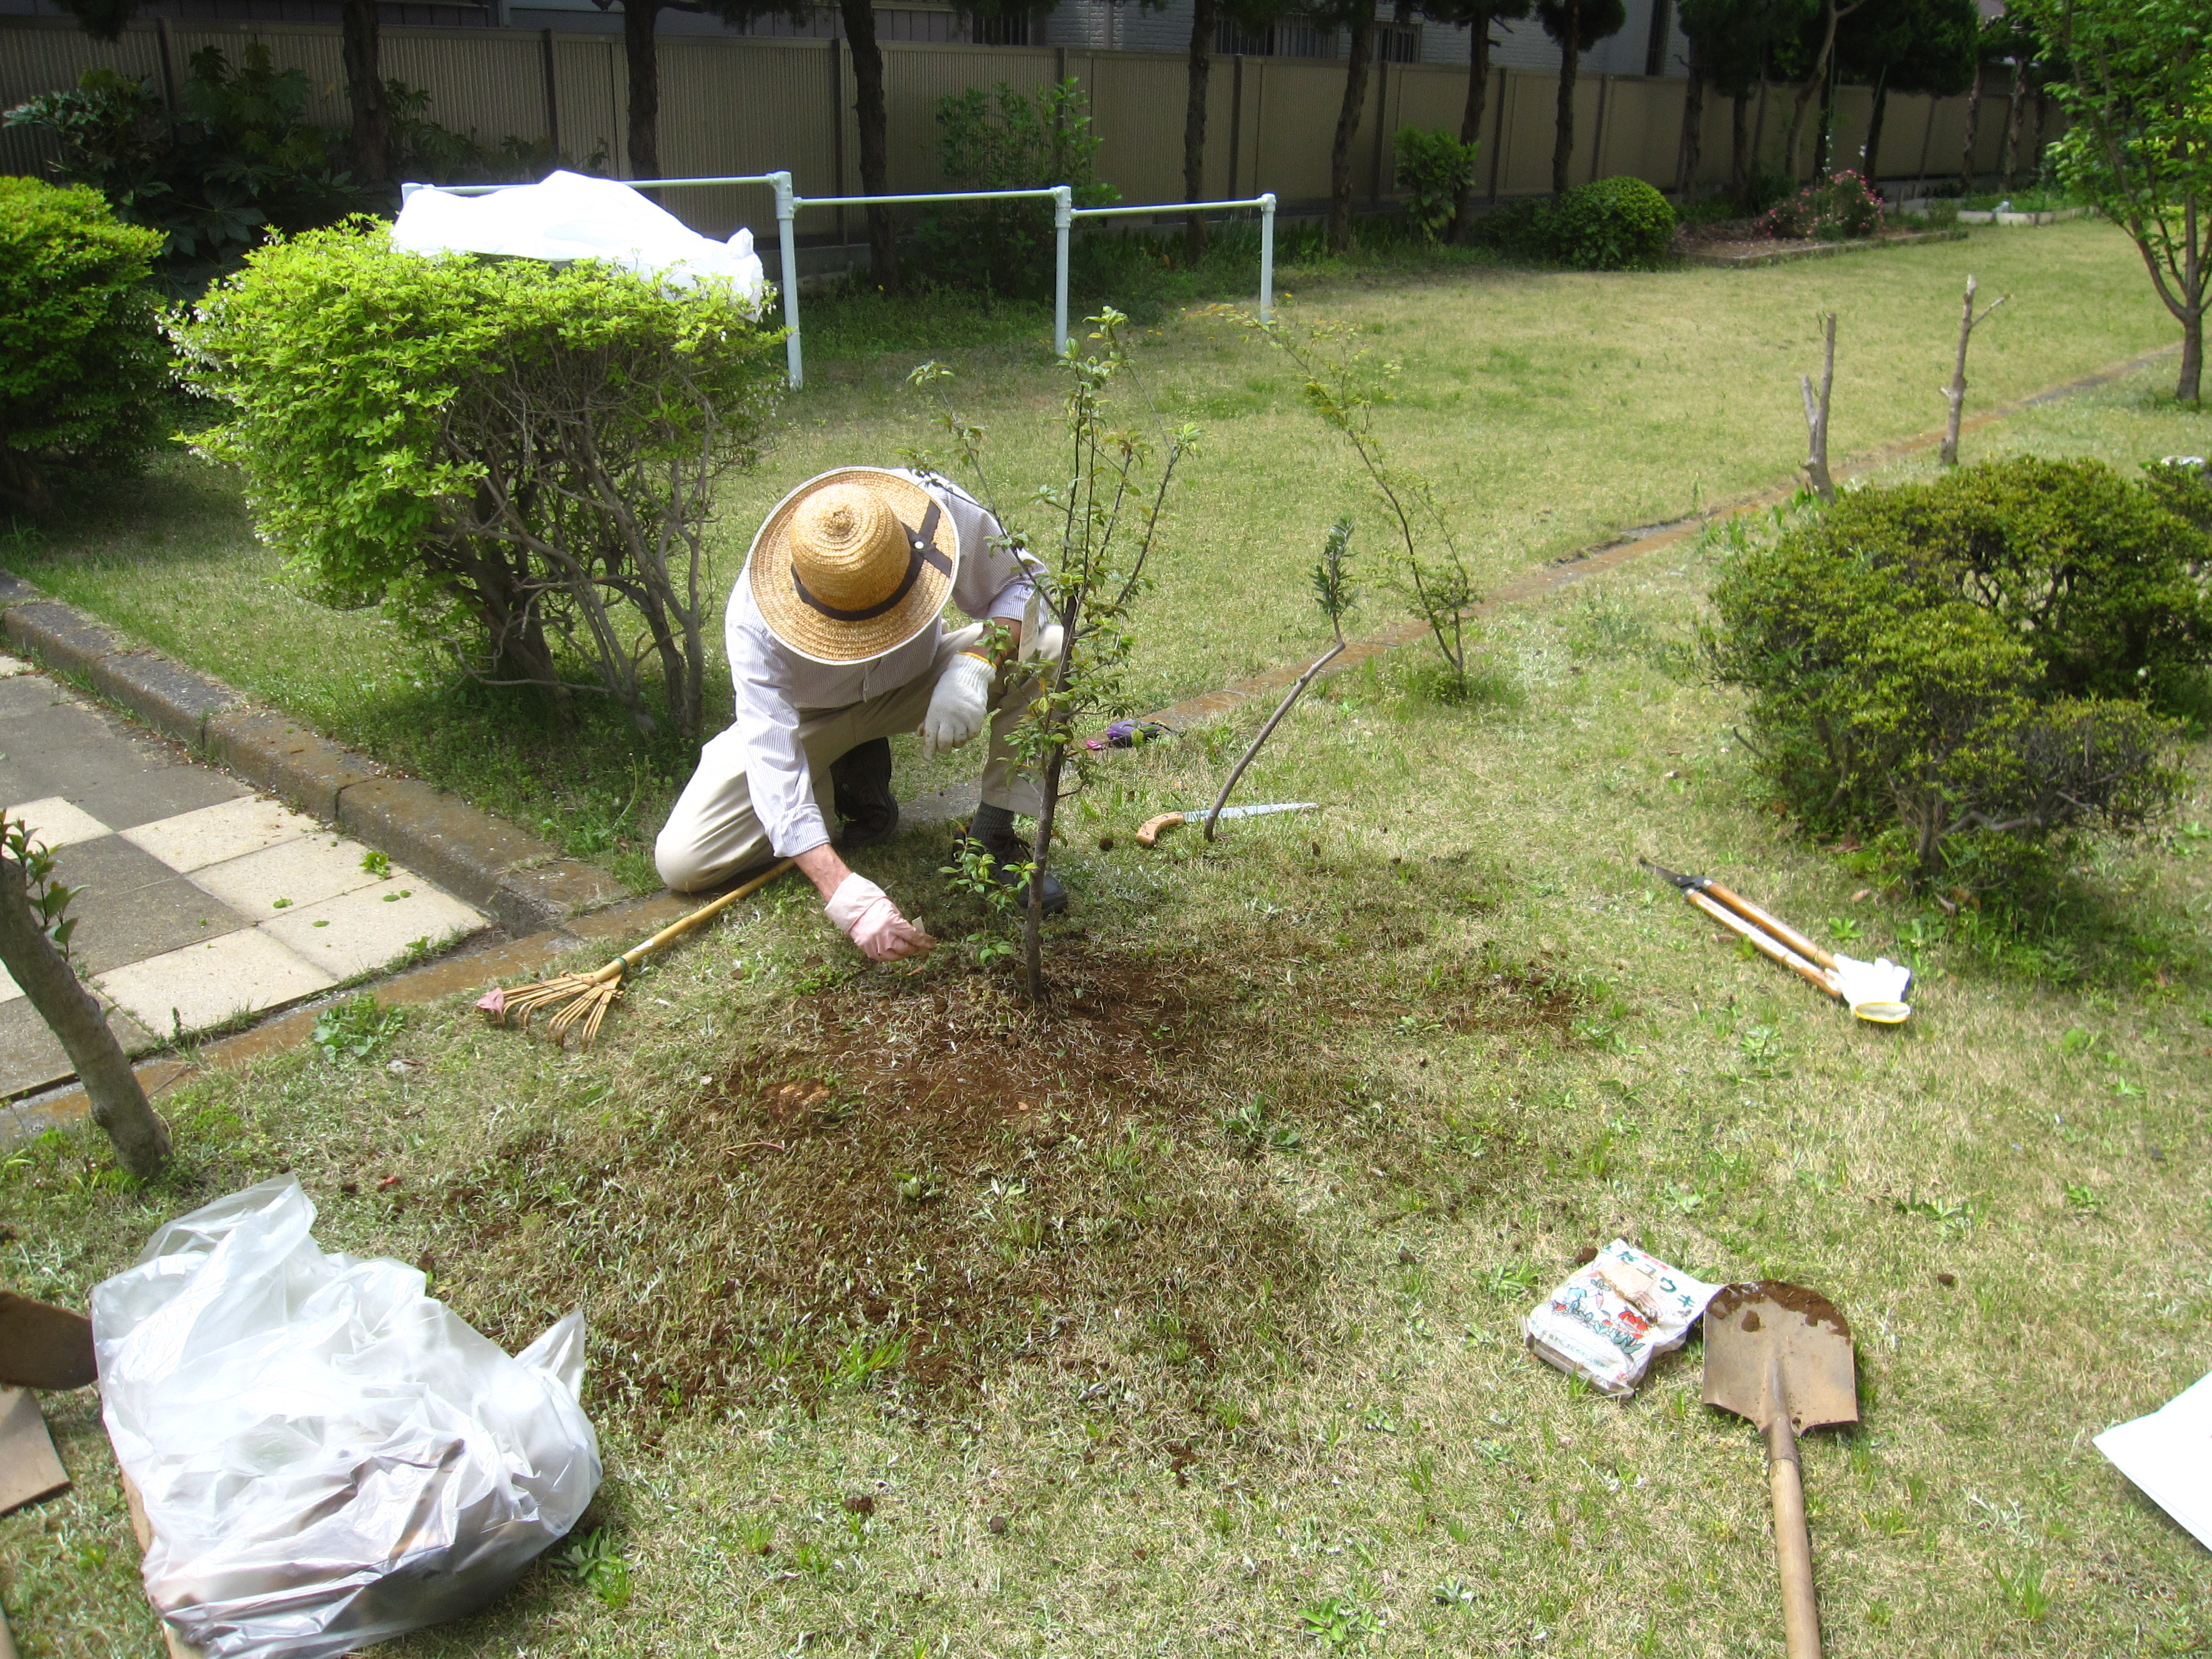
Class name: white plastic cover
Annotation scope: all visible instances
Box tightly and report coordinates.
[392,168,767,306]
[92,1176,600,1659]
[2097,1367,2212,1552]
[1828,952,1913,1022]
[1523,1239,1721,1398]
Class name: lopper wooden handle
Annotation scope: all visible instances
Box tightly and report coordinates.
[1685,888,1840,1000]
[1704,880,1837,971]
[1136,812,1185,849]
[1767,1415,1823,1659]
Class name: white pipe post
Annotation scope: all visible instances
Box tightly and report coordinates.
[1053,186,1073,356]
[1259,192,1276,322]
[773,170,803,389]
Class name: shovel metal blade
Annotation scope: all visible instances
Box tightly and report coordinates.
[1701,1281,1858,1436]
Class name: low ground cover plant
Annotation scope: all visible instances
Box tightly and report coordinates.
[173,223,783,742]
[0,175,166,511]
[1709,456,2211,891]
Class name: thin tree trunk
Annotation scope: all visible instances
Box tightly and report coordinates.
[1958,62,1983,190]
[1453,7,1494,238]
[839,0,900,290]
[1675,36,1704,198]
[1184,0,1217,261]
[1785,0,1846,182]
[340,0,389,190]
[1811,60,1834,179]
[1940,272,2005,465]
[1328,0,1376,253]
[1862,77,1886,185]
[1730,89,1750,206]
[1801,309,1837,500]
[1552,30,1579,197]
[2182,304,2203,404]
[622,0,660,182]
[1999,56,2028,190]
[0,851,167,1177]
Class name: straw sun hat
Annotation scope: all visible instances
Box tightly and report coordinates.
[746,468,960,664]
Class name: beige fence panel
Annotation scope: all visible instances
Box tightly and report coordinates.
[1081,48,1201,204]
[654,36,833,236]
[1593,75,1682,187]
[548,33,623,175]
[0,19,160,178]
[380,29,550,152]
[882,42,1054,192]
[1247,58,1342,205]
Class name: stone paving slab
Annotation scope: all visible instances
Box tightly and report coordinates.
[0,665,491,1097]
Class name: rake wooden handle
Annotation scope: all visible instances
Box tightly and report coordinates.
[1685,888,1840,1000]
[618,859,796,970]
[1136,812,1185,848]
[1703,880,1837,971]
[1767,1414,1823,1659]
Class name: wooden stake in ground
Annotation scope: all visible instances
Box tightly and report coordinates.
[1939,274,2009,466]
[0,817,167,1176]
[1801,311,1838,502]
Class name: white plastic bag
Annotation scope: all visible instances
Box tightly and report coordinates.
[1523,1239,1721,1397]
[392,169,768,306]
[92,1176,600,1659]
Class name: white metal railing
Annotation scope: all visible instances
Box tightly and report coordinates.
[400,175,1279,389]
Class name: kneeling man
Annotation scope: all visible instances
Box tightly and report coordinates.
[655,468,1063,962]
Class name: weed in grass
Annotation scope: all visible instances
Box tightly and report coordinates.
[549,1525,632,1610]
[309,996,405,1064]
[1298,1592,1382,1647]
[1994,1557,2056,1621]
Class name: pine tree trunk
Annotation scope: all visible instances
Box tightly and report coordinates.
[1811,64,1834,179]
[1862,79,1887,185]
[341,0,390,190]
[1675,37,1705,197]
[622,0,661,182]
[0,852,167,1177]
[1958,64,1983,190]
[1552,32,1579,197]
[1785,0,1842,183]
[1999,56,2028,190]
[1184,0,1217,261]
[1453,8,1494,239]
[1730,90,1751,207]
[839,0,900,290]
[1328,0,1376,252]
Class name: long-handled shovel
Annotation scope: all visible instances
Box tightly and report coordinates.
[1703,1282,1859,1659]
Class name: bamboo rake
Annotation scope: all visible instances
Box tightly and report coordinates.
[481,859,796,1049]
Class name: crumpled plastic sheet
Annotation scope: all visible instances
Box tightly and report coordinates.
[392,168,767,304]
[92,1176,599,1659]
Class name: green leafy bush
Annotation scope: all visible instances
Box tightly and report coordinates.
[173,223,783,740]
[1392,127,1478,242]
[1544,176,1677,270]
[0,176,167,509]
[1467,195,1553,258]
[2143,456,2212,537]
[1709,458,2208,890]
[911,80,1117,298]
[1760,171,1885,240]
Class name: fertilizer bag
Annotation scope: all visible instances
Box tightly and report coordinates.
[92,1176,599,1659]
[1523,1239,1721,1397]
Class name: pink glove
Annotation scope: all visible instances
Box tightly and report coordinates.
[825,873,933,962]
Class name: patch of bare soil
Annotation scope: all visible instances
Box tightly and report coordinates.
[435,940,1586,1428]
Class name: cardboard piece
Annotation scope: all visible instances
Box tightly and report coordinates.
[0,1387,67,1515]
[120,1472,207,1659]
[2097,1367,2212,1552]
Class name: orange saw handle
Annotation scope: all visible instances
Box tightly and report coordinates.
[1136,812,1185,848]
[1686,888,1840,1000]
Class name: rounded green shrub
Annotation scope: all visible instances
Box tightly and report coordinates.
[0,175,168,509]
[173,221,784,740]
[1543,176,1677,270]
[1708,457,2206,890]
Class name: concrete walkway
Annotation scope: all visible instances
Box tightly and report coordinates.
[0,652,484,1098]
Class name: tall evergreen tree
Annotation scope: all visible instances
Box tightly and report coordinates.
[1535,0,1627,196]
[1418,0,1535,235]
[1835,0,1976,183]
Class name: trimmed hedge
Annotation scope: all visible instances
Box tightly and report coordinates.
[1469,175,1677,270]
[0,175,168,508]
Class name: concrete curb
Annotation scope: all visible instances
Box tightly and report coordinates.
[1681,227,1971,269]
[0,573,629,936]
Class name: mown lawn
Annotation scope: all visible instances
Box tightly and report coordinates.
[4,218,2184,888]
[5,366,2212,1657]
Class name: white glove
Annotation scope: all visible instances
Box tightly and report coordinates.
[825,872,932,962]
[919,651,993,759]
[1017,587,1065,672]
[1829,953,1912,1023]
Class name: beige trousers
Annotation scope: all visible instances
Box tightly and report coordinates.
[654,626,1044,893]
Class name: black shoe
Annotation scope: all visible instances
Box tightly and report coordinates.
[963,813,1069,916]
[830,737,899,850]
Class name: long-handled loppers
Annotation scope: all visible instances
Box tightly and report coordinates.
[1641,859,1911,1024]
